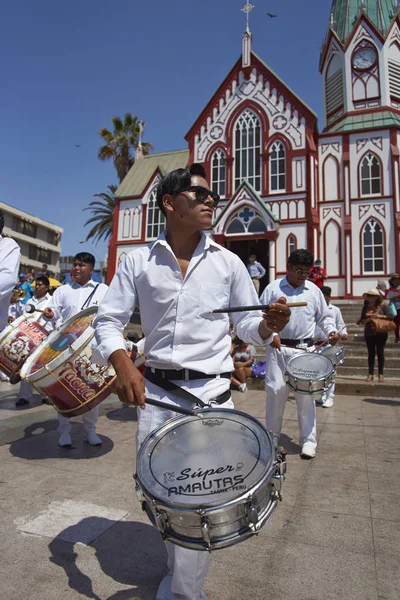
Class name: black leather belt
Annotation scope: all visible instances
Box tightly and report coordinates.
[145,367,231,382]
[280,338,313,348]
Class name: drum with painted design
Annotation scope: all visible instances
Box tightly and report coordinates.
[0,314,48,378]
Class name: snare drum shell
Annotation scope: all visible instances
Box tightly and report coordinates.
[285,352,335,397]
[0,315,48,376]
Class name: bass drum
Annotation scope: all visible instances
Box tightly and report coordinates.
[0,314,48,378]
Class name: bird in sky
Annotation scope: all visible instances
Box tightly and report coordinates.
[75,144,81,148]
[267,13,277,18]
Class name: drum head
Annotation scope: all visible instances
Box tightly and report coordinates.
[286,352,333,381]
[321,345,343,360]
[24,307,97,376]
[137,409,274,508]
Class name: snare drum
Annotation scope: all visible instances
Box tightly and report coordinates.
[285,352,335,397]
[135,408,286,551]
[321,344,346,367]
[0,314,48,377]
[20,307,115,417]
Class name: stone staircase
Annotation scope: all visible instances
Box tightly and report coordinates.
[250,300,400,398]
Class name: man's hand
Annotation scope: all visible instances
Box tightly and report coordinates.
[270,334,281,351]
[328,332,340,346]
[110,349,146,409]
[341,334,348,341]
[258,297,290,340]
[43,308,54,320]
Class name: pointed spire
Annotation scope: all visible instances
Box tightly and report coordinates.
[241,1,254,67]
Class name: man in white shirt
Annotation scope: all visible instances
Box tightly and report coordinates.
[314,286,347,408]
[247,254,266,294]
[93,163,290,600]
[260,249,339,459]
[44,253,108,447]
[0,211,21,335]
[15,276,56,406]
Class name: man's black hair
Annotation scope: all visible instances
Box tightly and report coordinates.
[249,254,257,260]
[288,249,314,267]
[42,264,48,269]
[0,211,4,235]
[74,252,95,268]
[156,163,207,216]
[35,275,50,288]
[321,286,332,297]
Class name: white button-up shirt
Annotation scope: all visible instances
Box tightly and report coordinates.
[24,293,57,332]
[314,303,347,340]
[259,276,336,340]
[47,280,109,327]
[94,231,268,373]
[0,235,21,333]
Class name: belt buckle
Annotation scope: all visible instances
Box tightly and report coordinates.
[183,368,190,381]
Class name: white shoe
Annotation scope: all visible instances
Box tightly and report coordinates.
[84,431,102,446]
[322,397,334,408]
[238,383,247,393]
[58,433,72,447]
[300,442,316,459]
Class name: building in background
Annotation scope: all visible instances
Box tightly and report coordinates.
[0,201,63,276]
[107,1,400,298]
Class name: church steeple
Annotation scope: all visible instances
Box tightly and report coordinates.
[241,1,254,68]
[328,0,398,43]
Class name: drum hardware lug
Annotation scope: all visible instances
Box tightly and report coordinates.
[200,517,212,550]
[154,510,168,536]
[245,498,259,530]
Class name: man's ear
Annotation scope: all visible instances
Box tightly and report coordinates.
[163,193,175,214]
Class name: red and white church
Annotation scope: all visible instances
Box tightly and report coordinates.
[107,0,400,298]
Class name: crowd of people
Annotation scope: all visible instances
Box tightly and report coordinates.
[0,159,400,600]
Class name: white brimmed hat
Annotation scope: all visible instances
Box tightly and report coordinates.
[363,288,381,298]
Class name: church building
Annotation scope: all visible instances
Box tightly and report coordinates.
[107,0,400,298]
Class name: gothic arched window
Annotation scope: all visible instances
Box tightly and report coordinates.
[362,218,384,273]
[234,109,261,192]
[360,153,381,196]
[211,149,226,197]
[269,141,286,192]
[146,188,165,239]
[287,234,296,258]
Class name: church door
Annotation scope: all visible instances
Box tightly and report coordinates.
[226,238,269,295]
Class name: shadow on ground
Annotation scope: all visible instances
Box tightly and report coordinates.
[48,517,166,599]
[9,421,114,460]
[279,433,301,456]
[363,397,400,407]
[106,406,138,422]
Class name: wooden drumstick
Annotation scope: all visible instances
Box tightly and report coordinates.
[203,302,308,315]
[145,397,203,418]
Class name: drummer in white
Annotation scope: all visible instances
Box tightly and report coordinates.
[93,163,291,600]
[0,210,21,335]
[44,252,108,447]
[15,276,56,406]
[314,286,348,408]
[259,249,338,459]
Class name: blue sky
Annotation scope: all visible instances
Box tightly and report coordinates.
[2,0,331,259]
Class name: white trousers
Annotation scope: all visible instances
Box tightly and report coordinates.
[139,376,234,600]
[57,406,99,435]
[265,346,317,449]
[19,380,34,401]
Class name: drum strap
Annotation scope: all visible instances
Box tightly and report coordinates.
[81,285,100,311]
[144,368,231,407]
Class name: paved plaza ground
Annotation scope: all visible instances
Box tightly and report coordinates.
[0,383,399,600]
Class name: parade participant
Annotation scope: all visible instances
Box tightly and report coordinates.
[15,276,56,406]
[247,254,266,294]
[44,252,108,447]
[314,286,348,408]
[0,211,21,334]
[308,259,327,289]
[260,249,338,459]
[17,273,32,304]
[93,163,291,600]
[386,274,400,343]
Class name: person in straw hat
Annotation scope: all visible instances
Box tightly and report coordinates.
[357,288,394,382]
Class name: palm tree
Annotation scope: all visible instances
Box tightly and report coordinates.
[83,185,117,244]
[98,113,153,183]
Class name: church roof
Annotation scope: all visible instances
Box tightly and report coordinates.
[115,149,189,198]
[329,0,396,43]
[326,110,400,132]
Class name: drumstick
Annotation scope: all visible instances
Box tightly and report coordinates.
[202,302,308,315]
[25,305,46,314]
[145,397,203,418]
[312,325,348,353]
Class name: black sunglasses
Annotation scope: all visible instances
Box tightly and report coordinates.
[178,185,220,206]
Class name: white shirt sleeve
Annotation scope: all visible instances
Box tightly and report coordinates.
[93,254,137,361]
[0,239,20,302]
[46,286,64,328]
[335,305,347,336]
[230,257,272,346]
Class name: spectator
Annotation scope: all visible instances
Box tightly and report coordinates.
[230,336,256,393]
[37,264,51,277]
[377,279,387,297]
[308,259,327,289]
[17,274,32,304]
[386,274,400,343]
[247,254,266,295]
[357,288,394,382]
